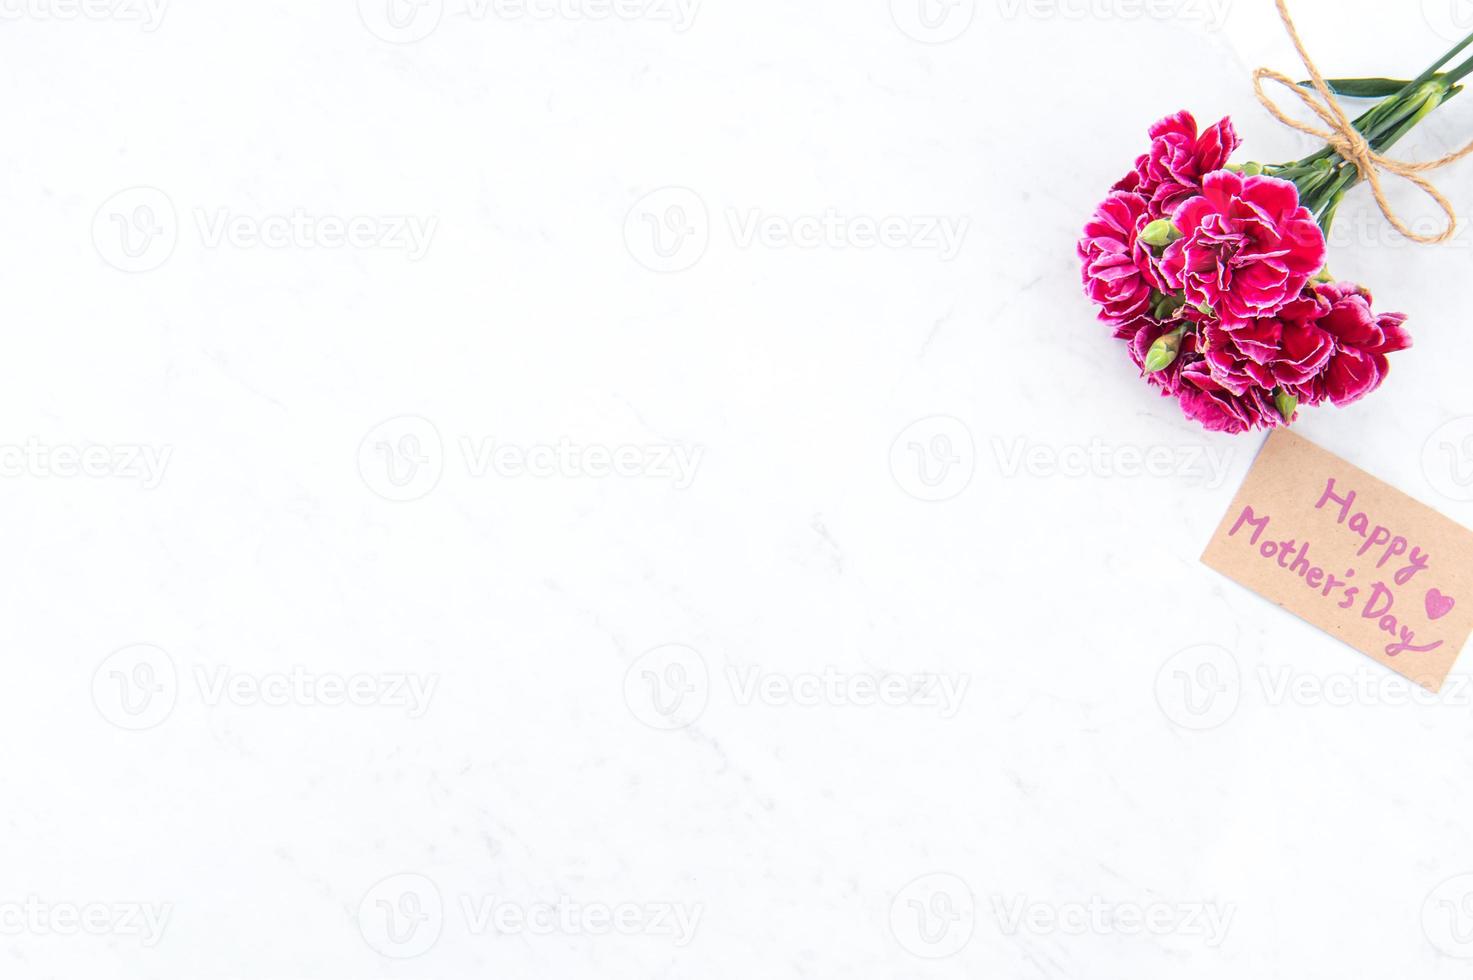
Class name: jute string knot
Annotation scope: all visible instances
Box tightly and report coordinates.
[1253,0,1473,244]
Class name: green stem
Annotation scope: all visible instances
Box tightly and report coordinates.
[1442,50,1473,86]
[1396,28,1473,95]
[1267,30,1473,234]
[1274,73,1465,235]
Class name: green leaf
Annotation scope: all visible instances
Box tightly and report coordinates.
[1298,77,1416,98]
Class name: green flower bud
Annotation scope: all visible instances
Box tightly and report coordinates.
[1274,390,1299,424]
[1139,219,1182,248]
[1152,292,1186,320]
[1143,326,1187,374]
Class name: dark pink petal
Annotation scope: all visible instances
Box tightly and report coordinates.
[1324,347,1382,406]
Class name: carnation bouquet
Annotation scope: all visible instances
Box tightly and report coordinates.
[1079,2,1473,434]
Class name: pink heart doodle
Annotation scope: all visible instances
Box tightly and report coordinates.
[1426,589,1456,621]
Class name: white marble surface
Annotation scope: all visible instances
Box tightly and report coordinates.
[5,0,1473,977]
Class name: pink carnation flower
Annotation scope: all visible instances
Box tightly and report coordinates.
[1115,110,1240,219]
[1158,282,1411,432]
[1195,293,1327,397]
[1284,281,1412,407]
[1175,379,1283,434]
[1085,104,1417,432]
[1078,191,1157,325]
[1130,310,1286,434]
[1160,170,1326,327]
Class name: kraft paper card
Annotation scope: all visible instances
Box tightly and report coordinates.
[1202,428,1473,692]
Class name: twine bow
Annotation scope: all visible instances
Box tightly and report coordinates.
[1253,0,1473,244]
